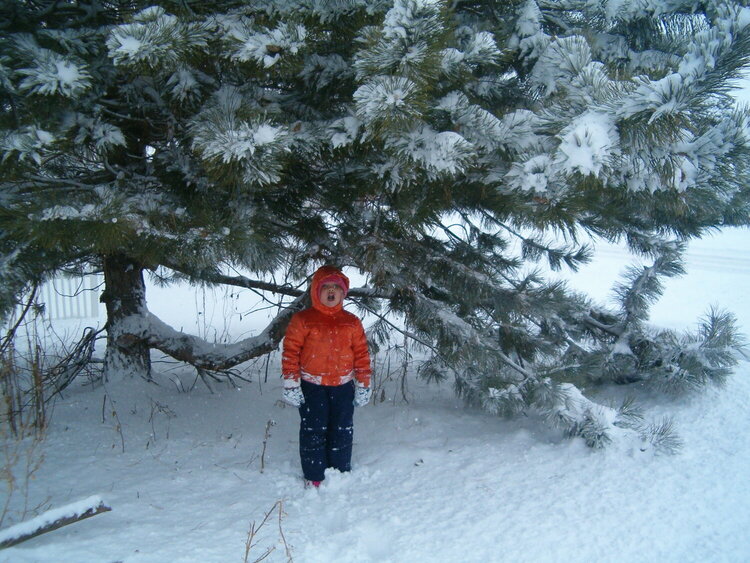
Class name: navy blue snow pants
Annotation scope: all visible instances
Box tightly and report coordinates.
[298,380,355,482]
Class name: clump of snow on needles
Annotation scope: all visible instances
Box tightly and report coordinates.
[557,111,619,177]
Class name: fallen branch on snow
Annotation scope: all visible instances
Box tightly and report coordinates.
[0,495,111,549]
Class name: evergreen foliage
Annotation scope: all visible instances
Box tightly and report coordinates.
[2,0,750,446]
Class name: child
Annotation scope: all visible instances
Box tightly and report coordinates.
[281,265,372,487]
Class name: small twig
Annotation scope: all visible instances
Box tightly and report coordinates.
[243,501,292,563]
[0,284,38,356]
[244,504,276,562]
[0,424,47,530]
[102,391,125,453]
[43,327,104,399]
[260,420,275,474]
[278,500,292,561]
[400,333,410,404]
[263,353,271,385]
[148,399,176,443]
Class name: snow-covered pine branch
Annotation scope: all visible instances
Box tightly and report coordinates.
[12,33,92,98]
[224,20,307,69]
[107,6,209,70]
[190,86,291,188]
[613,240,687,327]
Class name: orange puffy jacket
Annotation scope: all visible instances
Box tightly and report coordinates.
[282,266,372,387]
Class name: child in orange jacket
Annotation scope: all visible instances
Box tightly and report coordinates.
[281,266,372,487]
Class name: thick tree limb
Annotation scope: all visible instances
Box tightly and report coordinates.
[116,294,309,371]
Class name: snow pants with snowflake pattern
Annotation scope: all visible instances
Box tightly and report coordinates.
[298,380,355,482]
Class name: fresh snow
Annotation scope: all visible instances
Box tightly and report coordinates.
[230,23,308,68]
[506,154,553,193]
[53,62,83,90]
[392,126,474,175]
[382,0,442,41]
[111,36,143,58]
[329,116,361,148]
[354,76,418,124]
[740,7,750,30]
[18,52,91,98]
[556,111,618,177]
[2,230,750,562]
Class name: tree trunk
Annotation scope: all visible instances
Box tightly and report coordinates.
[101,254,151,379]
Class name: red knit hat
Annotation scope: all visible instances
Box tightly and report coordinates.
[319,274,349,296]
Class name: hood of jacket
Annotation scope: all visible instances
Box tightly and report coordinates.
[310,266,349,314]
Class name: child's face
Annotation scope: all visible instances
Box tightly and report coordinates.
[319,282,344,308]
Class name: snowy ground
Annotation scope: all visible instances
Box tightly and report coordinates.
[2,228,750,562]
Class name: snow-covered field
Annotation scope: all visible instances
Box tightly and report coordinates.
[2,228,750,562]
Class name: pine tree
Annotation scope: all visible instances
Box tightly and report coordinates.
[2,0,749,447]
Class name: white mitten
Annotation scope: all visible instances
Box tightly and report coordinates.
[353,385,372,407]
[282,386,304,407]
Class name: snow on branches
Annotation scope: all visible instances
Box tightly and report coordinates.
[1,126,54,165]
[2,0,750,451]
[190,87,290,187]
[107,6,209,69]
[224,20,308,68]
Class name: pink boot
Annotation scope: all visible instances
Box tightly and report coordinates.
[305,480,322,488]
